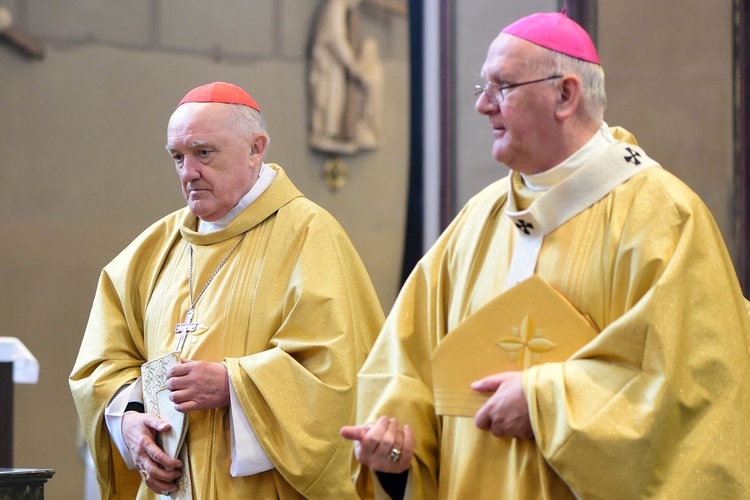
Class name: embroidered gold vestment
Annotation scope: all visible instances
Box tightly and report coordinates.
[71,165,384,499]
[355,137,750,499]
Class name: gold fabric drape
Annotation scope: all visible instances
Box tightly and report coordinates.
[355,134,750,499]
[71,165,384,499]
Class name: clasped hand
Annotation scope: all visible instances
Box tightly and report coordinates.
[122,359,230,494]
[340,371,533,473]
[340,416,414,473]
[122,412,182,495]
[165,358,230,412]
[472,371,534,439]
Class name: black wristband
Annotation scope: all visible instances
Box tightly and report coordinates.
[124,401,145,413]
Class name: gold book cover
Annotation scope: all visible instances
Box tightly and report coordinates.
[432,276,598,417]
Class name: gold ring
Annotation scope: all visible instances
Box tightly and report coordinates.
[387,448,402,463]
[139,469,150,482]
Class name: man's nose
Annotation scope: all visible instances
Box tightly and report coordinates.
[180,157,201,182]
[475,91,499,115]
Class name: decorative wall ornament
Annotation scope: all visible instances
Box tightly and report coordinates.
[322,156,349,192]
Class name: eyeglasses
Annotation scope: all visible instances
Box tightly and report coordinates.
[474,74,563,104]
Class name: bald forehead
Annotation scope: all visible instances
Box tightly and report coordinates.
[169,102,230,126]
[481,34,546,79]
[167,103,238,142]
[166,103,238,151]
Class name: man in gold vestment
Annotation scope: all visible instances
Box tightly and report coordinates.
[341,11,750,499]
[70,82,384,498]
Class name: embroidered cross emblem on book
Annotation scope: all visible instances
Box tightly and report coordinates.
[515,219,534,235]
[497,315,556,369]
[624,147,641,165]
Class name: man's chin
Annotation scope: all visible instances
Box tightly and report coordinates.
[188,202,212,220]
[492,144,509,165]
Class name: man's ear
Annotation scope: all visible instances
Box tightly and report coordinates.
[250,134,269,159]
[555,75,582,120]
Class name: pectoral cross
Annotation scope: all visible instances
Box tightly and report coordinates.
[174,309,197,353]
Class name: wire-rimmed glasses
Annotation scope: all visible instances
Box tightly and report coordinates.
[474,74,563,104]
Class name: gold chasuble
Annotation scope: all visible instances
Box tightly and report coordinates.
[70,164,384,499]
[355,135,750,498]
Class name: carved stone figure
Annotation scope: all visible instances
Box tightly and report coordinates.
[309,0,384,155]
[355,37,384,150]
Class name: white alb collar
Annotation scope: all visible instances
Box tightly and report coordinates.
[503,128,656,290]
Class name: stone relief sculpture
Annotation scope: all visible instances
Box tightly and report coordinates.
[309,0,384,155]
[355,36,384,150]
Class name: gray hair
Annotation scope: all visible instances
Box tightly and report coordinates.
[225,104,271,158]
[534,49,607,122]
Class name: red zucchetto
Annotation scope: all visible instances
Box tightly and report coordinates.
[178,82,261,112]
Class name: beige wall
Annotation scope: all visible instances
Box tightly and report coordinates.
[0,1,408,498]
[599,0,735,256]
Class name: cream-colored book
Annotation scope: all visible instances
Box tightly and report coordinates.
[141,351,188,458]
[432,276,598,417]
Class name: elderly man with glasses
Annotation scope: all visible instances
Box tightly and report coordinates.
[342,10,750,499]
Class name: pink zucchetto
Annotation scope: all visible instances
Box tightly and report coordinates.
[502,10,600,65]
[178,82,261,112]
